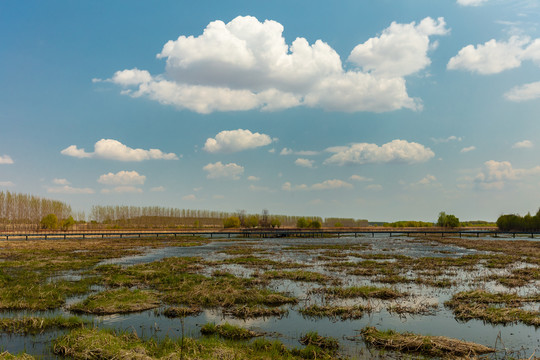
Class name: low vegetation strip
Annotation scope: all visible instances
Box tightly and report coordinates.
[299,304,369,320]
[0,316,88,334]
[53,327,341,360]
[447,289,540,305]
[69,288,160,315]
[0,352,35,360]
[318,285,405,299]
[360,326,495,358]
[200,323,259,339]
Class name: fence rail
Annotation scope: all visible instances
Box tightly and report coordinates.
[1,229,539,240]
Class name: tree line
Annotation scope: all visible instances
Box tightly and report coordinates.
[0,191,371,231]
[496,209,540,231]
[0,191,72,231]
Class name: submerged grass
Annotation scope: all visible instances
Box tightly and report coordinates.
[360,326,495,358]
[318,285,405,300]
[222,305,288,319]
[0,316,89,334]
[258,270,334,284]
[69,288,161,315]
[162,306,201,318]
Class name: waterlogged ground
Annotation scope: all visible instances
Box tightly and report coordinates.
[0,234,538,359]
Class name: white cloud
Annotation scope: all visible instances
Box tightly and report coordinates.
[448,36,527,74]
[101,186,143,194]
[268,148,276,153]
[504,81,540,102]
[111,68,152,86]
[47,185,95,194]
[431,135,462,143]
[280,148,293,155]
[350,175,373,182]
[0,181,15,187]
[203,161,244,179]
[249,185,272,192]
[311,179,353,190]
[203,129,273,153]
[150,186,165,192]
[461,146,476,153]
[348,17,449,77]
[247,176,260,181]
[61,139,179,161]
[457,0,488,6]
[182,194,196,200]
[280,148,319,156]
[282,179,352,191]
[295,158,315,168]
[106,16,448,114]
[213,194,225,199]
[448,35,540,75]
[365,184,383,191]
[512,140,533,148]
[474,160,540,189]
[53,178,70,185]
[416,174,437,185]
[324,139,434,166]
[0,155,14,164]
[98,170,146,185]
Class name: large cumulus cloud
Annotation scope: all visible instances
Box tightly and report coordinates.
[104,16,447,114]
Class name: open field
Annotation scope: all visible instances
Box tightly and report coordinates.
[0,234,538,359]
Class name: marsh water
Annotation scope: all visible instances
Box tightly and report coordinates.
[1,234,539,359]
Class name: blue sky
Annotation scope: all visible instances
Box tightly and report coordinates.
[2,0,540,222]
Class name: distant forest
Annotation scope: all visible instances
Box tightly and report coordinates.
[0,191,368,231]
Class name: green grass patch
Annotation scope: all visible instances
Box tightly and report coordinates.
[54,327,340,359]
[200,322,259,339]
[0,315,89,334]
[69,288,160,315]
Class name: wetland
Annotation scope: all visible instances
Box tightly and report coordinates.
[0,234,538,359]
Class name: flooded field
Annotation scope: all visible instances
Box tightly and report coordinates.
[0,234,538,359]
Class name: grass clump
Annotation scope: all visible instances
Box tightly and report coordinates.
[445,289,540,327]
[162,306,201,318]
[320,285,405,300]
[222,305,288,319]
[69,288,160,315]
[360,326,495,358]
[299,332,339,350]
[0,316,88,334]
[0,352,35,360]
[299,304,368,320]
[200,322,259,339]
[260,270,333,284]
